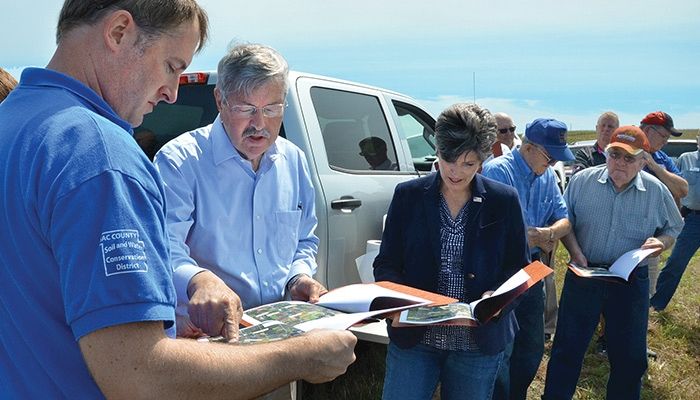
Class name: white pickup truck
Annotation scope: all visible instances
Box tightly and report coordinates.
[139,70,437,292]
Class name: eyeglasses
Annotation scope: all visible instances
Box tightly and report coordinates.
[607,150,639,164]
[649,125,671,140]
[223,99,287,119]
[498,126,516,134]
[534,145,557,166]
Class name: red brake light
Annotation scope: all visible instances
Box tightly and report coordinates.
[179,72,209,85]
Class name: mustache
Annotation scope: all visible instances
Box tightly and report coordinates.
[242,127,271,139]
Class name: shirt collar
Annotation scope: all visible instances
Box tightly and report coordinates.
[21,67,132,133]
[513,148,536,179]
[596,167,646,192]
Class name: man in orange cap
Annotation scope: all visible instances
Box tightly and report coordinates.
[543,126,683,399]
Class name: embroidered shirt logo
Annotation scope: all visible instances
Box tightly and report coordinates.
[100,229,148,276]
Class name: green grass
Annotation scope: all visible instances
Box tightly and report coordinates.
[527,247,700,400]
[303,246,700,399]
[568,129,699,143]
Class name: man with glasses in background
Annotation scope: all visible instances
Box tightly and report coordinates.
[640,111,688,206]
[484,112,521,163]
[483,118,573,400]
[154,43,326,355]
[495,112,521,151]
[543,126,682,399]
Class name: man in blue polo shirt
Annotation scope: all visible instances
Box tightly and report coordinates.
[482,118,573,400]
[0,1,355,399]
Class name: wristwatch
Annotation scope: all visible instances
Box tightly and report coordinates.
[286,273,308,292]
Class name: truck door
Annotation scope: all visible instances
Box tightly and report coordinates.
[294,77,435,289]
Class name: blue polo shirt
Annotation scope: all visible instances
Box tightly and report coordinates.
[650,150,681,175]
[0,68,175,398]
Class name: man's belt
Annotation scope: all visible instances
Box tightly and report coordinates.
[682,206,700,215]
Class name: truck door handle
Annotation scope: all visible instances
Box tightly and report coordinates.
[331,196,362,211]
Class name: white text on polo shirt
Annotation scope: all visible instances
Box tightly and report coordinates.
[100,229,149,276]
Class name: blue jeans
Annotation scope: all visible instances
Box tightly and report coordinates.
[651,213,700,310]
[543,267,649,400]
[493,281,544,400]
[382,342,503,400]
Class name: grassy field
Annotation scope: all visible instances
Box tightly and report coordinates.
[568,129,699,143]
[303,246,700,400]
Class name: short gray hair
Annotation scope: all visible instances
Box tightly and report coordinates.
[216,43,289,99]
[435,103,496,163]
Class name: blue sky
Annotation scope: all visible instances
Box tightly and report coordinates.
[3,0,699,131]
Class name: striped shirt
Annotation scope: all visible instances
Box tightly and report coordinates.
[564,165,683,265]
[421,194,478,351]
[677,151,700,210]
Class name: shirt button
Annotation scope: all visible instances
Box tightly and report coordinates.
[466,273,476,279]
[256,215,261,220]
[257,248,263,254]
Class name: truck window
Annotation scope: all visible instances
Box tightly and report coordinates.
[137,83,218,155]
[392,101,436,172]
[311,87,399,172]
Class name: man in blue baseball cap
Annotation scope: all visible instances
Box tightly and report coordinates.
[482,117,574,400]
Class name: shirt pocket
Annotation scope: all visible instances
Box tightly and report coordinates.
[684,169,700,185]
[623,213,652,242]
[273,210,302,264]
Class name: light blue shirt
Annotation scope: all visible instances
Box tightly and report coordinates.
[481,149,568,230]
[677,150,700,209]
[564,165,683,264]
[154,116,319,310]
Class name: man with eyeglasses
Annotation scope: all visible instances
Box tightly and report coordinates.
[1,3,355,399]
[482,118,573,400]
[571,111,619,355]
[495,112,521,151]
[154,44,327,349]
[639,111,688,205]
[543,126,682,400]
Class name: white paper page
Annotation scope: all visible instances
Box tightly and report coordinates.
[466,268,529,309]
[295,303,427,331]
[609,247,657,280]
[316,283,431,313]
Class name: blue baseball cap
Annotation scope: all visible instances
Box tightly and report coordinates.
[525,118,575,162]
